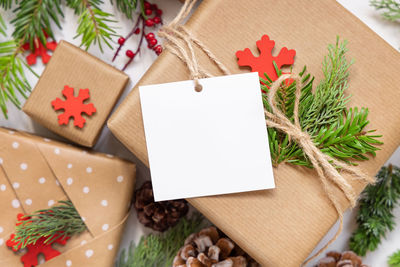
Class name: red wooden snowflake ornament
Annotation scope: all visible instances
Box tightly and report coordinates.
[236,34,296,81]
[6,213,70,267]
[22,32,57,65]
[51,85,97,128]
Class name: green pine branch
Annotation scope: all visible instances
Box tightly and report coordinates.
[389,250,400,267]
[116,213,206,267]
[371,0,400,21]
[0,0,15,10]
[11,0,63,49]
[111,0,145,19]
[66,0,116,52]
[0,14,6,36]
[262,37,382,167]
[0,40,35,118]
[13,200,86,249]
[349,164,400,256]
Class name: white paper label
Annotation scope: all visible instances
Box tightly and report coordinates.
[139,72,275,201]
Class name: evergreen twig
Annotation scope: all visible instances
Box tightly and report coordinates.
[13,200,86,249]
[371,0,400,21]
[111,0,145,19]
[349,164,400,256]
[0,14,6,36]
[262,37,382,167]
[389,250,400,267]
[66,0,117,52]
[116,213,205,267]
[0,0,14,10]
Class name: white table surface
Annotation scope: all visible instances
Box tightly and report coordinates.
[1,1,400,266]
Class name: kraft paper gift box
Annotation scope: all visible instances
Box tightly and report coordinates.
[0,128,136,267]
[108,0,400,265]
[23,41,129,147]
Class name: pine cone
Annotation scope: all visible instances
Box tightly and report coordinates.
[317,251,369,267]
[173,226,260,267]
[134,181,189,232]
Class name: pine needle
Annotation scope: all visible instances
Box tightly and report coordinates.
[371,0,400,21]
[0,0,14,10]
[116,213,206,267]
[111,0,144,20]
[262,37,382,167]
[13,200,86,249]
[0,14,6,36]
[349,164,400,256]
[67,0,117,52]
[389,250,400,267]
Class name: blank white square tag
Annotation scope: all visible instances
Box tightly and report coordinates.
[139,72,275,201]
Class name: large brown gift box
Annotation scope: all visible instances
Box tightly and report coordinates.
[0,128,136,267]
[23,41,129,147]
[108,0,400,266]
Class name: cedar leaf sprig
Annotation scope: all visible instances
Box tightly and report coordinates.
[262,37,382,167]
[116,213,205,267]
[389,250,400,267]
[349,164,400,256]
[111,0,146,20]
[13,200,86,249]
[371,0,400,21]
[66,0,117,52]
[0,40,35,118]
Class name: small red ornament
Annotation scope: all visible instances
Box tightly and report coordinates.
[153,17,161,24]
[145,19,154,27]
[6,214,70,267]
[146,33,155,40]
[145,9,152,15]
[22,32,57,66]
[156,9,163,16]
[236,34,296,81]
[144,1,151,9]
[134,28,141,34]
[118,37,126,45]
[154,45,162,55]
[51,85,97,128]
[126,50,135,58]
[148,38,157,47]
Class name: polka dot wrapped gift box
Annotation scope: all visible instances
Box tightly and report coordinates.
[0,127,136,267]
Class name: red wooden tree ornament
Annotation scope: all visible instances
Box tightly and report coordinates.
[236,34,296,81]
[51,85,97,128]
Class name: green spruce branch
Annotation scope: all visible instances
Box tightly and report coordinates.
[262,37,382,167]
[389,250,400,267]
[67,0,116,52]
[13,200,86,249]
[0,13,6,36]
[111,0,146,20]
[349,164,400,256]
[0,0,15,10]
[371,0,400,21]
[116,213,206,267]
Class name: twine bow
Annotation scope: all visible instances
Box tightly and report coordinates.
[158,0,375,265]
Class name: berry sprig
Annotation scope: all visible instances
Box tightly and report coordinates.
[112,1,163,71]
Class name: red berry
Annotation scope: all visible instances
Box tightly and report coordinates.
[126,50,135,58]
[118,37,126,45]
[145,33,155,40]
[156,9,163,16]
[148,38,157,47]
[145,9,152,15]
[154,45,162,55]
[134,28,140,34]
[153,17,161,24]
[144,1,151,9]
[152,4,158,10]
[145,19,154,27]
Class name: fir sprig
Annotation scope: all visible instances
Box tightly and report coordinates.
[0,0,14,10]
[13,200,86,248]
[66,0,117,52]
[349,165,400,256]
[371,0,400,21]
[262,37,382,167]
[116,213,205,267]
[0,14,6,36]
[112,0,146,19]
[389,250,400,267]
[11,0,63,49]
[0,40,35,118]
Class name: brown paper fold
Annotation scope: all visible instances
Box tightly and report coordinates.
[23,41,129,147]
[108,0,400,265]
[0,128,136,267]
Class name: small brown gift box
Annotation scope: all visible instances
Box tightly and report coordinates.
[0,128,136,267]
[108,0,400,266]
[23,41,129,147]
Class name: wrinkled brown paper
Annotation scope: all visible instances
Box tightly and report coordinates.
[23,41,129,147]
[0,128,136,267]
[107,0,400,265]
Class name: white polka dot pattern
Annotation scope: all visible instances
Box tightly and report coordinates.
[101,200,108,207]
[12,199,20,208]
[0,184,6,191]
[38,177,46,184]
[20,163,28,170]
[83,186,90,194]
[85,249,94,258]
[66,260,72,266]
[12,142,19,149]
